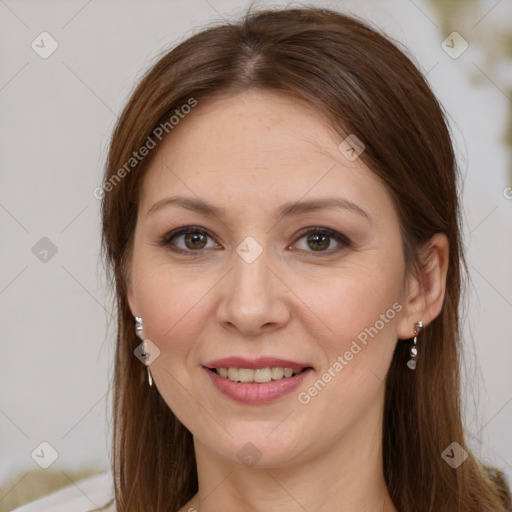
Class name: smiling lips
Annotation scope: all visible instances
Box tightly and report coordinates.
[203,357,313,403]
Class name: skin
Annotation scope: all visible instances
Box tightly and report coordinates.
[127,90,449,512]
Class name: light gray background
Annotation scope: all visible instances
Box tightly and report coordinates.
[1,0,511,492]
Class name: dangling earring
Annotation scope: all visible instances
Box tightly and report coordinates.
[407,320,423,370]
[134,316,153,386]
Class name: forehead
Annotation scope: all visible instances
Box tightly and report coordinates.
[157,90,342,168]
[139,90,393,220]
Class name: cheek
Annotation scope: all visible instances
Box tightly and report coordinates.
[306,264,402,341]
[294,257,405,398]
[131,257,221,362]
[131,268,214,424]
[290,278,403,437]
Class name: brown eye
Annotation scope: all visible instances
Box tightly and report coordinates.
[159,227,220,253]
[183,231,208,250]
[306,232,331,251]
[293,227,351,255]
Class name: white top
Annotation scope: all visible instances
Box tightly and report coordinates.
[11,472,115,512]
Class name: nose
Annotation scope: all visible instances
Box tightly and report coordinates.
[216,248,291,337]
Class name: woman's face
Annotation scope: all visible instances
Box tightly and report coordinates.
[128,90,410,468]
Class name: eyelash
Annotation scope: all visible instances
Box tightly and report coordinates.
[157,225,351,257]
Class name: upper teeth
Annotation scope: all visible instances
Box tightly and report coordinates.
[215,367,303,383]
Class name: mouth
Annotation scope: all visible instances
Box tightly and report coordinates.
[202,357,314,404]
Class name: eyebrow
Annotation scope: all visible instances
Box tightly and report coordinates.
[146,195,371,222]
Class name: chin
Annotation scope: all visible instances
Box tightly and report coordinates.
[198,425,311,469]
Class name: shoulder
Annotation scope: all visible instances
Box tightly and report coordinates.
[10,472,115,512]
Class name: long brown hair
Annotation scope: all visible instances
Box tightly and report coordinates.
[99,6,511,512]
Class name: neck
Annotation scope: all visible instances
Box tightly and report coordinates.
[185,389,396,512]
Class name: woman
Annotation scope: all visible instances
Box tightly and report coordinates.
[15,5,510,512]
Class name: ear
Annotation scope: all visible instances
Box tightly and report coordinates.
[397,233,449,339]
[127,283,138,318]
